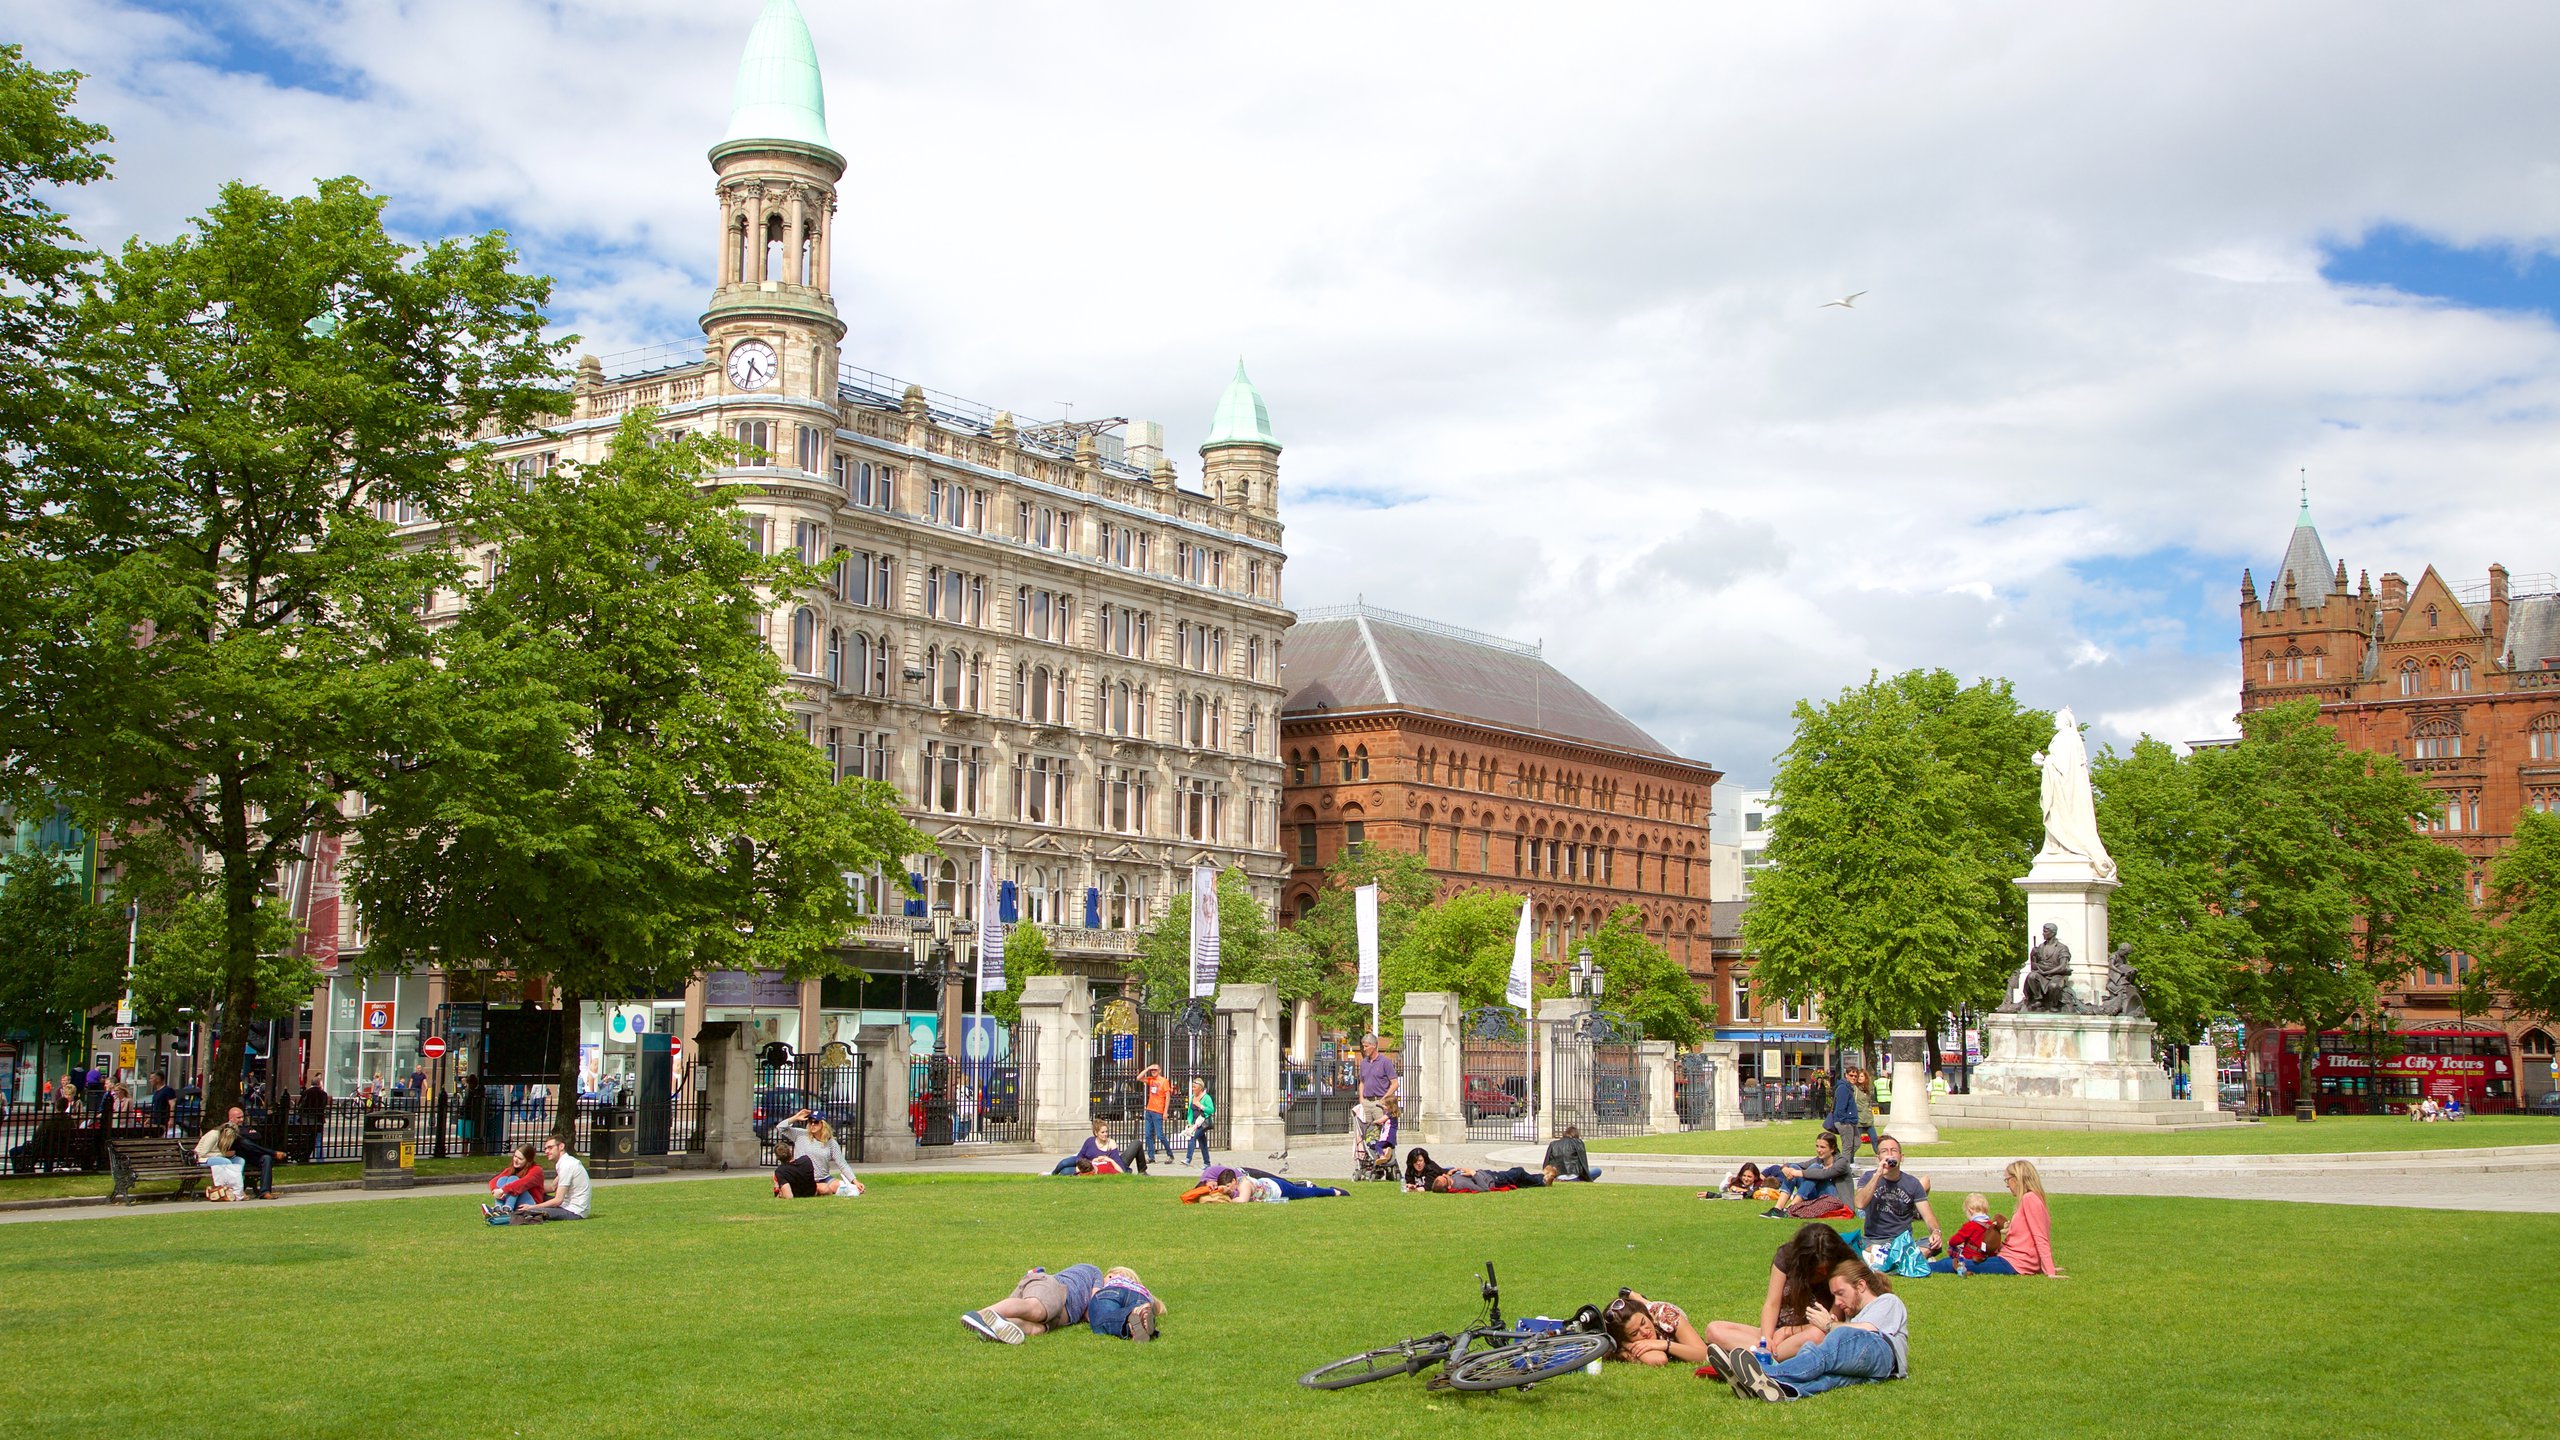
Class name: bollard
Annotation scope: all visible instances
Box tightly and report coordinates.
[362,1110,416,1190]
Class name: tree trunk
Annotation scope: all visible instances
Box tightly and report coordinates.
[203,774,261,1121]
[552,985,581,1145]
[2294,1026,2320,1120]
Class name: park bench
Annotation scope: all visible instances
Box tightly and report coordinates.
[107,1137,204,1204]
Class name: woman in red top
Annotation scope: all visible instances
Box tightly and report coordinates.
[483,1142,547,1221]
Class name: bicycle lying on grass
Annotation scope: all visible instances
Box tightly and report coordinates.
[1298,1261,1614,1393]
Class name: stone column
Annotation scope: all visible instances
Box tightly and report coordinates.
[1885,1030,1939,1143]
[1640,1039,1678,1135]
[1696,1040,1744,1129]
[693,1020,760,1170]
[1015,974,1091,1154]
[1537,997,1594,1144]
[855,1022,920,1165]
[797,978,822,1061]
[1215,982,1284,1153]
[2188,1042,2219,1103]
[1399,991,1465,1147]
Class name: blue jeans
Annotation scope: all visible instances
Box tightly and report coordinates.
[1181,1123,1212,1166]
[1927,1255,2016,1275]
[1268,1177,1347,1200]
[1143,1111,1174,1162]
[1765,1324,1897,1398]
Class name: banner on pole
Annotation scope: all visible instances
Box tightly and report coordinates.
[1189,864,1221,998]
[1352,884,1380,1006]
[977,845,1006,993]
[1505,896,1534,1012]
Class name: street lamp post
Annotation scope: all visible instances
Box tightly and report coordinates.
[1569,947,1604,1002]
[909,904,960,1145]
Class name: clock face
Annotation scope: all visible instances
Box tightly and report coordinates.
[726,339,777,391]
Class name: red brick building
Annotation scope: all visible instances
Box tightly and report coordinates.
[2239,502,2560,1094]
[1278,603,1722,979]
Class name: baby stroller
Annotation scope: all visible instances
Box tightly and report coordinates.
[1350,1099,1401,1183]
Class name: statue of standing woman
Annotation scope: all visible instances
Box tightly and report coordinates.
[2035,707,2116,880]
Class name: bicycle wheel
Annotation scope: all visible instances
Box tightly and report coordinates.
[1442,1333,1615,1392]
[1299,1334,1456,1390]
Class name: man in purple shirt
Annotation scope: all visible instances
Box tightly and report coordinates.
[1355,1035,1400,1106]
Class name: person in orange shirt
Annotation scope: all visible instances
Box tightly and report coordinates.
[1139,1064,1175,1167]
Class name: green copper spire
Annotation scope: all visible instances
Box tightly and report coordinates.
[721,0,832,154]
[1202,359,1280,451]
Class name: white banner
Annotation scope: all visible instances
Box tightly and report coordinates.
[977,845,1006,993]
[1352,883,1380,1006]
[1189,864,1222,999]
[1505,895,1534,1012]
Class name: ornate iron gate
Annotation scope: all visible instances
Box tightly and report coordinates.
[1461,1006,1538,1142]
[1552,1011,1649,1139]
[756,1047,867,1164]
[1089,994,1227,1168]
[1679,1051,1716,1131]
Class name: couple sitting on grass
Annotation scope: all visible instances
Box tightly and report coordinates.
[770,1110,864,1197]
[1593,1236,1907,1404]
[962,1264,1164,1344]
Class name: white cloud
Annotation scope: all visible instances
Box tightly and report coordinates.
[22,2,2560,782]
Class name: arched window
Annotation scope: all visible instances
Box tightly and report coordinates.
[2399,661,2421,697]
[2450,660,2472,693]
[1032,666,1054,724]
[1287,747,1305,784]
[2530,715,2560,762]
[1356,745,1372,780]
[799,222,816,286]
[1112,681,1133,737]
[764,214,785,281]
[825,628,843,685]
[1338,747,1353,782]
[789,607,815,673]
[730,216,747,283]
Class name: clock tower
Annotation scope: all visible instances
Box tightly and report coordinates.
[704,0,843,400]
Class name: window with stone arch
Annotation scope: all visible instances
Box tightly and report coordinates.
[2530,714,2560,762]
[763,214,786,281]
[730,214,748,284]
[789,606,816,673]
[1338,747,1353,782]
[824,627,843,685]
[1355,745,1372,780]
[2399,661,2421,697]
[2449,659,2473,693]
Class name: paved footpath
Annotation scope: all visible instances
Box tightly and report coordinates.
[6,1136,2554,1225]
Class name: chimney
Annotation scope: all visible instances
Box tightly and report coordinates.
[2380,571,2408,632]
[2489,563,2511,652]
[1124,420,1165,474]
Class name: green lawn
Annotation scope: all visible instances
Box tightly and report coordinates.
[1590,1113,2560,1158]
[0,1174,2552,1438]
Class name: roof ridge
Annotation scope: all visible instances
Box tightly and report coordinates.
[1351,612,1398,705]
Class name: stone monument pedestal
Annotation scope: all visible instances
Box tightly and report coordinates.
[1933,853,2236,1132]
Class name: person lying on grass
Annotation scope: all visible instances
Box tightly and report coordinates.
[1403,1146,1447,1191]
[963,1264,1101,1344]
[1604,1291,1707,1366]
[1707,1258,1907,1401]
[1700,1161,1768,1202]
[1049,1118,1131,1175]
[1703,1222,1856,1362]
[1196,1168,1349,1202]
[1085,1266,1167,1343]
[1178,1164,1287,1201]
[1423,1165,1546,1193]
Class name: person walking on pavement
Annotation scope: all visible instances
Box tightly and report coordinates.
[1824,1060,1861,1162]
[1138,1064,1177,1167]
[1178,1077,1216,1166]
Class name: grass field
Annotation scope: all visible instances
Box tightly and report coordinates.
[0,1154,493,1202]
[0,1173,2552,1438]
[1588,1113,2560,1157]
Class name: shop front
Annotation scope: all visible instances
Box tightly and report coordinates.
[324,971,432,1099]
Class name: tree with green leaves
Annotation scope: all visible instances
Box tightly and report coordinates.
[347,414,930,1132]
[2207,702,2474,1116]
[127,891,311,1039]
[1129,867,1292,1010]
[984,922,1057,1027]
[2476,808,2560,1025]
[1377,889,1523,1031]
[0,45,110,475]
[0,846,125,1072]
[2089,736,2249,1046]
[1742,670,2047,1057]
[0,177,563,1118]
[1580,904,1712,1046]
[1279,846,1439,1031]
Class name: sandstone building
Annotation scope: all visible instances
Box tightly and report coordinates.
[319,0,1292,1089]
[2239,499,2559,1092]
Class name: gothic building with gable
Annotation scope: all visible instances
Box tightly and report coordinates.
[2240,500,2560,1095]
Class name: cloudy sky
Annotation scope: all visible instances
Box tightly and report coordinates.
[22,2,2560,785]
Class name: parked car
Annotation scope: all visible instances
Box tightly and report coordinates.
[2527,1091,2560,1116]
[1461,1076,1519,1123]
[1090,1077,1145,1121]
[974,1069,1021,1125]
[752,1087,852,1140]
[1591,1074,1643,1120]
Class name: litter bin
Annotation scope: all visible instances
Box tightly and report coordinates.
[590,1104,636,1179]
[362,1110,415,1190]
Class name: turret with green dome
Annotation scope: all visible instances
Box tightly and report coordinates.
[1201,360,1282,517]
[716,0,837,164]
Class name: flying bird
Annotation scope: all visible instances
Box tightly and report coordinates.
[1820,291,1867,309]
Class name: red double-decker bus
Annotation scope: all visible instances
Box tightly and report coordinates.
[2253,1026,2519,1115]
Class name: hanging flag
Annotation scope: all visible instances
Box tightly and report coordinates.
[1189,864,1221,998]
[1352,883,1380,1007]
[977,845,1006,993]
[1505,895,1534,1012]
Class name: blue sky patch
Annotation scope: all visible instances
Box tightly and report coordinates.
[2068,545,2236,659]
[136,1,370,99]
[2320,224,2560,325]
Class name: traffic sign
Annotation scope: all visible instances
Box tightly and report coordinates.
[669,1037,683,1057]
[421,1036,449,1060]
[111,1025,137,1042]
